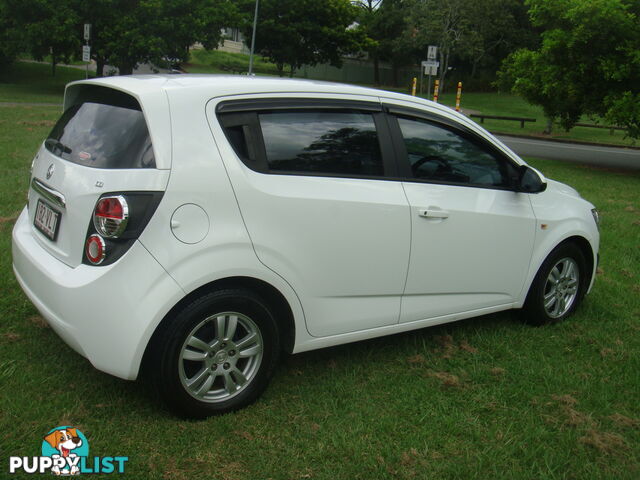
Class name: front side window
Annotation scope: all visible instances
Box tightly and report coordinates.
[397,116,509,187]
[258,111,384,176]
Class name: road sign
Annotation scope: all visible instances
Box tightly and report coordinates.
[422,60,439,76]
[82,45,91,62]
[427,45,437,60]
[84,24,91,41]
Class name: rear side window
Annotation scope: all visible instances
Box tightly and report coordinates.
[258,111,383,176]
[46,87,155,169]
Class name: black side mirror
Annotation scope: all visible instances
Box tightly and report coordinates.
[517,165,547,193]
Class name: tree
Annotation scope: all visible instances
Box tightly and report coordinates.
[7,0,80,76]
[373,0,415,87]
[353,0,383,84]
[0,0,24,71]
[498,0,640,137]
[463,0,538,80]
[243,0,364,77]
[79,0,237,76]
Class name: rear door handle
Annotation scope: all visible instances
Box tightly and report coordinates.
[418,208,449,219]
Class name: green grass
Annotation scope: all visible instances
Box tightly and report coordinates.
[432,92,638,148]
[1,71,639,480]
[187,49,281,76]
[0,62,87,104]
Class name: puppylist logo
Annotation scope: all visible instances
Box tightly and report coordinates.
[8,426,128,475]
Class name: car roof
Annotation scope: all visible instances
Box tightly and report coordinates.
[66,73,449,114]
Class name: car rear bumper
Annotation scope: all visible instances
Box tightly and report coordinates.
[12,208,184,380]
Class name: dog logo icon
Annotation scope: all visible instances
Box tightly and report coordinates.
[41,426,89,476]
[8,425,127,475]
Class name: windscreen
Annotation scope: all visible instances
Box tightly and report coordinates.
[46,86,155,169]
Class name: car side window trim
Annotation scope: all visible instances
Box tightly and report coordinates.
[217,99,399,180]
[217,98,382,114]
[383,105,520,190]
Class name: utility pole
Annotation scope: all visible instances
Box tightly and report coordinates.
[248,0,259,75]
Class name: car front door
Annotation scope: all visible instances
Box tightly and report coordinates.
[385,104,537,323]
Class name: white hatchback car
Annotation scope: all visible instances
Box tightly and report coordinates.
[13,75,599,417]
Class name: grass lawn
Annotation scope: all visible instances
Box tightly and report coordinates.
[0,62,87,104]
[187,49,282,76]
[1,64,639,479]
[432,92,638,148]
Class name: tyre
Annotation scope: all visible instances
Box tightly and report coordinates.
[150,288,280,418]
[522,242,588,325]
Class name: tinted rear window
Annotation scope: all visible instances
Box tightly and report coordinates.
[258,111,383,176]
[46,87,155,169]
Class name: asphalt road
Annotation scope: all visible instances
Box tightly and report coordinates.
[498,135,640,171]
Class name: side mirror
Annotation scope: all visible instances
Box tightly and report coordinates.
[517,165,547,193]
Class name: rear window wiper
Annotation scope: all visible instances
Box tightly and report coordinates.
[45,138,72,155]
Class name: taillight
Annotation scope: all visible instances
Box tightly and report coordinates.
[83,191,163,266]
[94,195,129,238]
[85,234,106,264]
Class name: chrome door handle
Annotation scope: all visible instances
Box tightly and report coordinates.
[418,209,449,219]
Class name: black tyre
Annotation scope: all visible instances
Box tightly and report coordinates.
[150,288,280,418]
[522,242,588,325]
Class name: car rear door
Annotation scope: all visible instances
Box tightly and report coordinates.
[208,95,411,337]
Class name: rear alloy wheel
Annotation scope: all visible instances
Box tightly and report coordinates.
[179,312,263,403]
[522,243,588,325]
[152,289,279,418]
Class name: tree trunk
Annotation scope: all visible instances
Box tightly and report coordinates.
[118,63,134,75]
[289,65,295,78]
[471,57,479,79]
[544,117,553,134]
[373,52,380,86]
[51,53,57,77]
[438,49,449,95]
[392,61,399,88]
[277,63,284,77]
[96,57,105,78]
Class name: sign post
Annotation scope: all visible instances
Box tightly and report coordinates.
[425,45,438,97]
[83,24,91,79]
[421,59,439,97]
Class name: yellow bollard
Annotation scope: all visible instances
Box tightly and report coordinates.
[411,77,417,96]
[433,79,440,103]
[455,82,462,112]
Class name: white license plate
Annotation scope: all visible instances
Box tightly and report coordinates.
[34,199,61,241]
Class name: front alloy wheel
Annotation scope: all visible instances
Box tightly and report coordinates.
[523,242,588,325]
[542,257,580,319]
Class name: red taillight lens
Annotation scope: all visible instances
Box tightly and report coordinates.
[95,197,124,218]
[85,234,106,264]
[93,195,129,238]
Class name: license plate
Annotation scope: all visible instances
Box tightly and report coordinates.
[34,199,61,241]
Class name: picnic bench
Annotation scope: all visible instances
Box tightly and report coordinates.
[469,114,536,128]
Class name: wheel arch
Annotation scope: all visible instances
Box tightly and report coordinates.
[523,234,596,305]
[140,276,296,378]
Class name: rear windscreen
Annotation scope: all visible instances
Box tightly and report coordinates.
[46,86,155,169]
